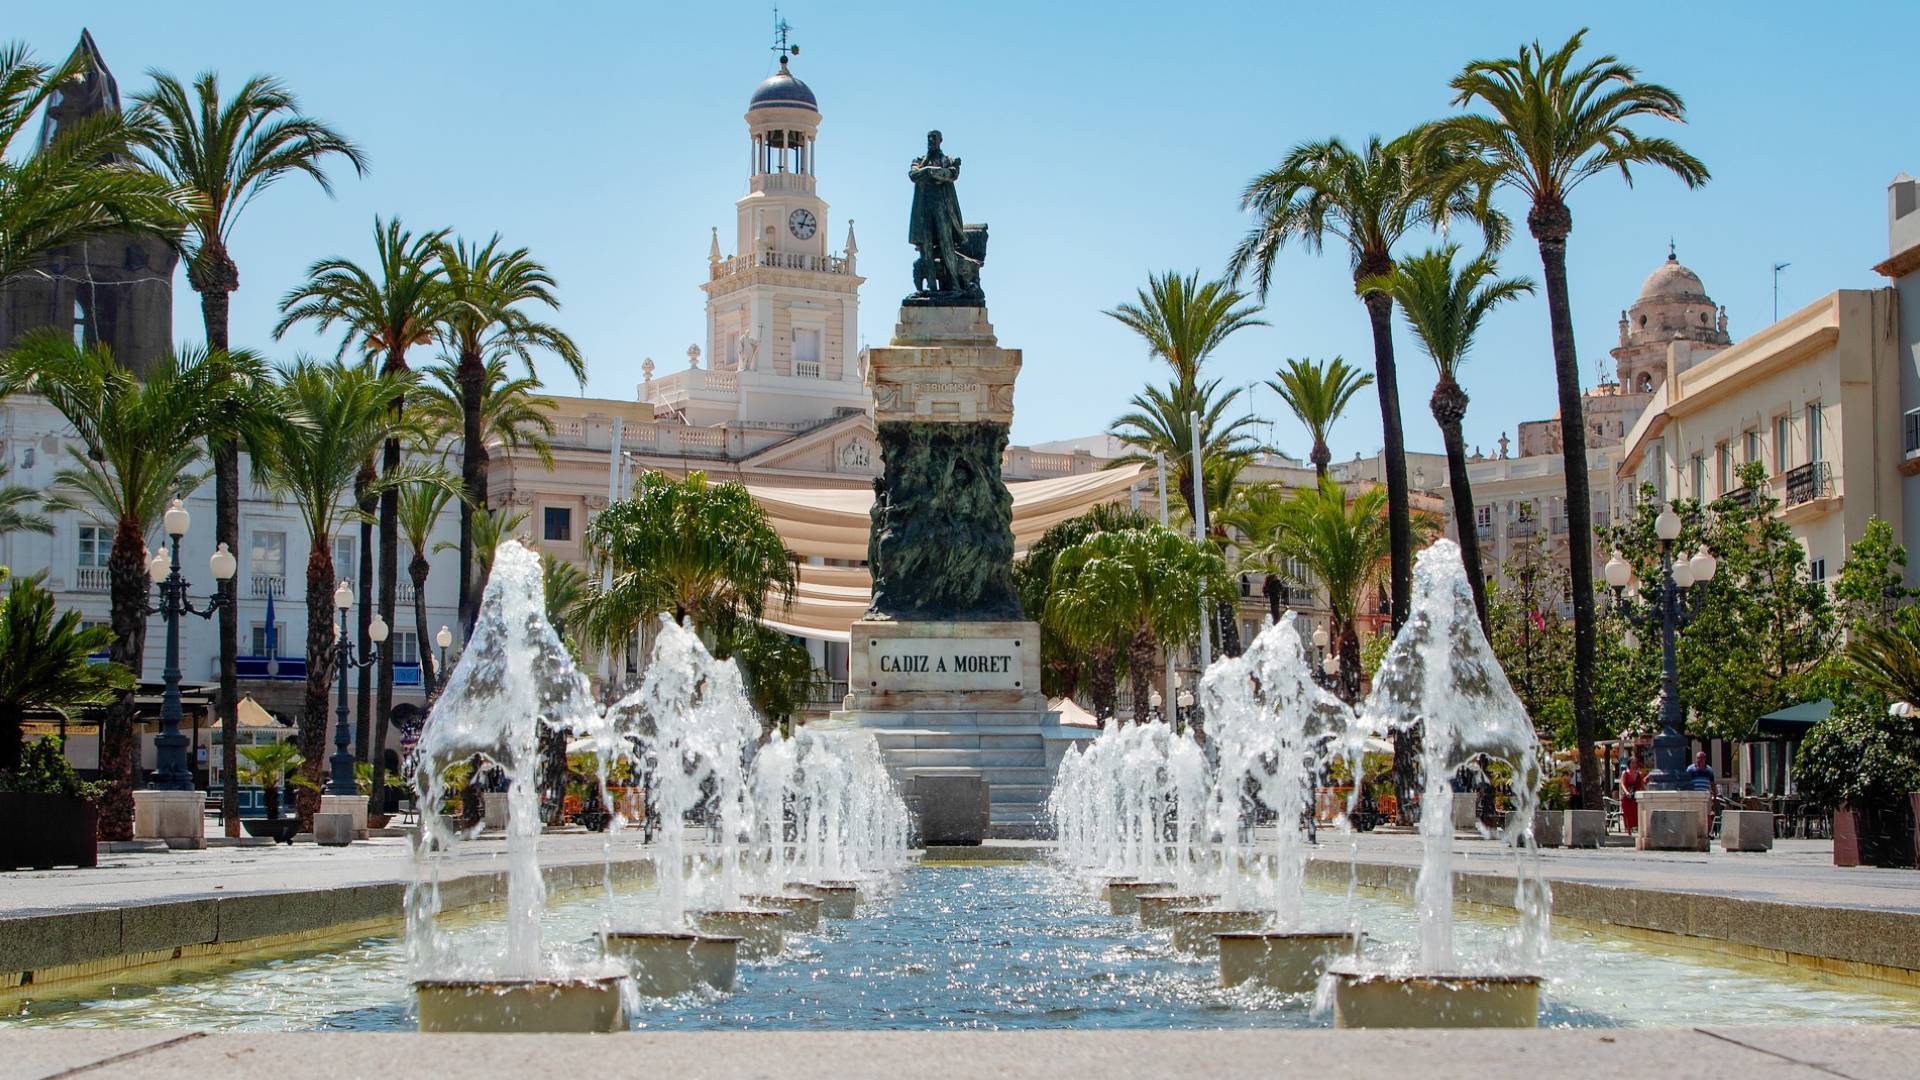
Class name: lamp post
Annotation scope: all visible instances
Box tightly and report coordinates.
[1148,688,1163,726]
[1310,625,1343,696]
[1604,506,1718,791]
[434,625,454,696]
[147,499,236,790]
[328,581,388,796]
[1175,688,1195,735]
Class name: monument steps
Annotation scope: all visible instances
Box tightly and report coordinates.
[869,729,1045,752]
[881,746,1045,768]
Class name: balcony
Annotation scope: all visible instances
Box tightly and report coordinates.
[233,655,308,681]
[74,565,111,593]
[806,678,850,708]
[1724,486,1756,509]
[793,359,822,379]
[1510,518,1538,538]
[397,581,416,606]
[1783,461,1833,508]
[251,574,286,599]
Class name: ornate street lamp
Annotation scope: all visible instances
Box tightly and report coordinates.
[147,500,236,790]
[1175,688,1195,733]
[1148,688,1163,725]
[1604,506,1718,791]
[435,624,454,692]
[327,580,387,796]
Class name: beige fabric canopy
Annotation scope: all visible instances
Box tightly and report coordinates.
[742,463,1149,641]
[236,695,283,729]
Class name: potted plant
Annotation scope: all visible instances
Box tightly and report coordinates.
[0,736,105,869]
[1797,698,1920,867]
[237,742,304,843]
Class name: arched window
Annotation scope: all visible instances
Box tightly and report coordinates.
[1637,372,1654,393]
[71,298,88,348]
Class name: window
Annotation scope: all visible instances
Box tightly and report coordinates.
[1652,444,1666,500]
[1715,443,1732,493]
[1774,415,1791,473]
[390,630,419,665]
[1805,402,1823,463]
[1475,505,1492,529]
[1809,557,1828,584]
[249,622,286,656]
[792,327,822,377]
[72,298,88,348]
[333,536,356,581]
[543,506,572,542]
[1906,409,1920,456]
[77,525,109,568]
[1690,454,1705,498]
[1743,429,1761,464]
[250,531,286,577]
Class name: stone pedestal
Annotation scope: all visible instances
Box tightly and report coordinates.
[787,882,860,918]
[741,894,823,932]
[482,791,509,831]
[132,790,205,850]
[1218,931,1357,993]
[1169,909,1269,955]
[1450,793,1480,832]
[1138,894,1218,928]
[601,932,740,996]
[911,774,989,846]
[1643,808,1704,851]
[1104,881,1176,916]
[1563,809,1608,848]
[318,794,369,839]
[1329,969,1541,1028]
[1720,809,1775,852]
[1507,810,1562,848]
[1635,791,1711,851]
[313,813,355,847]
[414,976,627,1033]
[691,910,786,959]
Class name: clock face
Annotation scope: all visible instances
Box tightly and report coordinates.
[787,208,818,240]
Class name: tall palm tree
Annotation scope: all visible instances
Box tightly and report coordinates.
[1265,357,1374,481]
[583,470,796,642]
[413,356,558,474]
[0,576,133,773]
[275,218,451,814]
[433,236,581,637]
[6,337,229,837]
[396,482,454,696]
[1103,270,1266,394]
[252,360,429,823]
[0,464,53,537]
[1017,504,1156,718]
[1047,526,1232,724]
[0,41,190,284]
[129,70,364,836]
[1228,133,1500,634]
[1215,481,1296,623]
[1255,479,1393,703]
[1429,29,1707,801]
[1109,378,1259,519]
[471,505,529,588]
[1363,244,1534,632]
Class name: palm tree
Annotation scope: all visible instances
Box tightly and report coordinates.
[0,40,190,284]
[1047,526,1232,723]
[251,360,426,823]
[433,236,581,636]
[471,505,529,588]
[1363,244,1534,631]
[1103,270,1266,394]
[236,741,302,821]
[1265,357,1374,481]
[6,337,229,837]
[414,356,558,473]
[0,576,133,773]
[1429,29,1707,801]
[1109,378,1259,520]
[539,551,589,652]
[276,218,450,816]
[1017,504,1156,718]
[396,483,454,695]
[583,470,796,643]
[1228,133,1499,634]
[1846,620,1920,712]
[0,464,53,537]
[1256,479,1394,702]
[1215,481,1296,623]
[129,69,364,837]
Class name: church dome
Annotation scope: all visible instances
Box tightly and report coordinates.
[749,58,817,112]
[1637,252,1708,302]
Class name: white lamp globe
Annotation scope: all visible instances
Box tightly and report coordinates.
[1149,689,1163,710]
[368,614,389,643]
[436,625,453,649]
[147,549,169,583]
[1312,626,1329,649]
[1655,507,1682,542]
[333,581,353,610]
[164,498,190,538]
[1689,550,1718,582]
[1177,689,1194,709]
[208,542,237,581]
[1322,654,1340,676]
[1670,560,1695,589]
[1604,554,1632,589]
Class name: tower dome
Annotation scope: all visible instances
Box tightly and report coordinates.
[1611,244,1730,394]
[748,56,816,112]
[1636,252,1709,303]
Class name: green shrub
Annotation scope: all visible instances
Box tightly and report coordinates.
[0,735,106,800]
[1795,697,1920,811]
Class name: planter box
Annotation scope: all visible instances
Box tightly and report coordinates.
[1834,800,1918,869]
[1720,810,1774,852]
[242,817,299,844]
[0,792,97,870]
[1505,810,1562,848]
[1563,810,1607,849]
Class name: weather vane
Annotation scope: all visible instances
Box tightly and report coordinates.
[772,9,799,62]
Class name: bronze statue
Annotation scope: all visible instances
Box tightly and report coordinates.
[906,130,986,305]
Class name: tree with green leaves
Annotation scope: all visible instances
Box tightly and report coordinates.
[1104,270,1265,395]
[1265,357,1373,481]
[1483,537,1575,743]
[0,40,190,284]
[1831,518,1918,637]
[129,68,364,837]
[414,356,558,474]
[396,482,454,697]
[1215,481,1297,623]
[0,576,133,773]
[1363,243,1534,630]
[1229,132,1501,637]
[7,338,233,837]
[1046,526,1232,723]
[1109,378,1259,520]
[708,609,819,735]
[276,217,451,806]
[236,741,302,821]
[1250,478,1394,702]
[1016,504,1155,716]
[432,235,581,635]
[1430,28,1708,802]
[0,464,52,537]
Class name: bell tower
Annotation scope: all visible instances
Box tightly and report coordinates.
[697,21,864,425]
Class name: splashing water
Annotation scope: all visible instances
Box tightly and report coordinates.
[1050,720,1209,891]
[751,726,912,890]
[1359,539,1551,972]
[406,540,599,979]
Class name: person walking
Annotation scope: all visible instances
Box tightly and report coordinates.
[1619,754,1646,835]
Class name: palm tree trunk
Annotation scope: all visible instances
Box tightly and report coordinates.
[1311,439,1330,482]
[1530,200,1601,805]
[457,348,486,636]
[1359,279,1411,631]
[1089,648,1117,724]
[100,517,149,840]
[1128,625,1156,723]
[1264,575,1283,623]
[299,548,335,830]
[355,462,374,761]
[195,265,242,839]
[1432,378,1490,633]
[372,431,400,817]
[411,554,437,695]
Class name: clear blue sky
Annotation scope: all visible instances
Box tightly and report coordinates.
[16,2,1917,455]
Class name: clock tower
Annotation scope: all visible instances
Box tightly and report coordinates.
[696,47,865,426]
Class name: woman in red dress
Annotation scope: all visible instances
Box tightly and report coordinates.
[1619,754,1646,834]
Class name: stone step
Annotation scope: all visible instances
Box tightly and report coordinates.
[884,747,1046,769]
[855,712,1055,730]
[870,730,1045,752]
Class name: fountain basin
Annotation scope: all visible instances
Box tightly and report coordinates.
[1169,909,1269,954]
[1104,881,1176,915]
[600,931,740,997]
[742,894,823,932]
[1328,967,1542,1028]
[1216,930,1358,993]
[691,909,787,959]
[787,882,860,918]
[413,975,628,1033]
[1136,894,1219,928]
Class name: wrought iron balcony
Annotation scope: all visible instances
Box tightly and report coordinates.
[1783,461,1832,508]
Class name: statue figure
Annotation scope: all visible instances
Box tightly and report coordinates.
[907,130,986,305]
[738,331,760,371]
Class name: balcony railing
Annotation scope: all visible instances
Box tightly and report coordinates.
[251,574,286,599]
[792,359,822,379]
[1724,486,1756,509]
[1510,518,1537,538]
[1784,461,1833,508]
[234,655,308,681]
[397,581,416,606]
[74,565,111,593]
[807,679,850,707]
